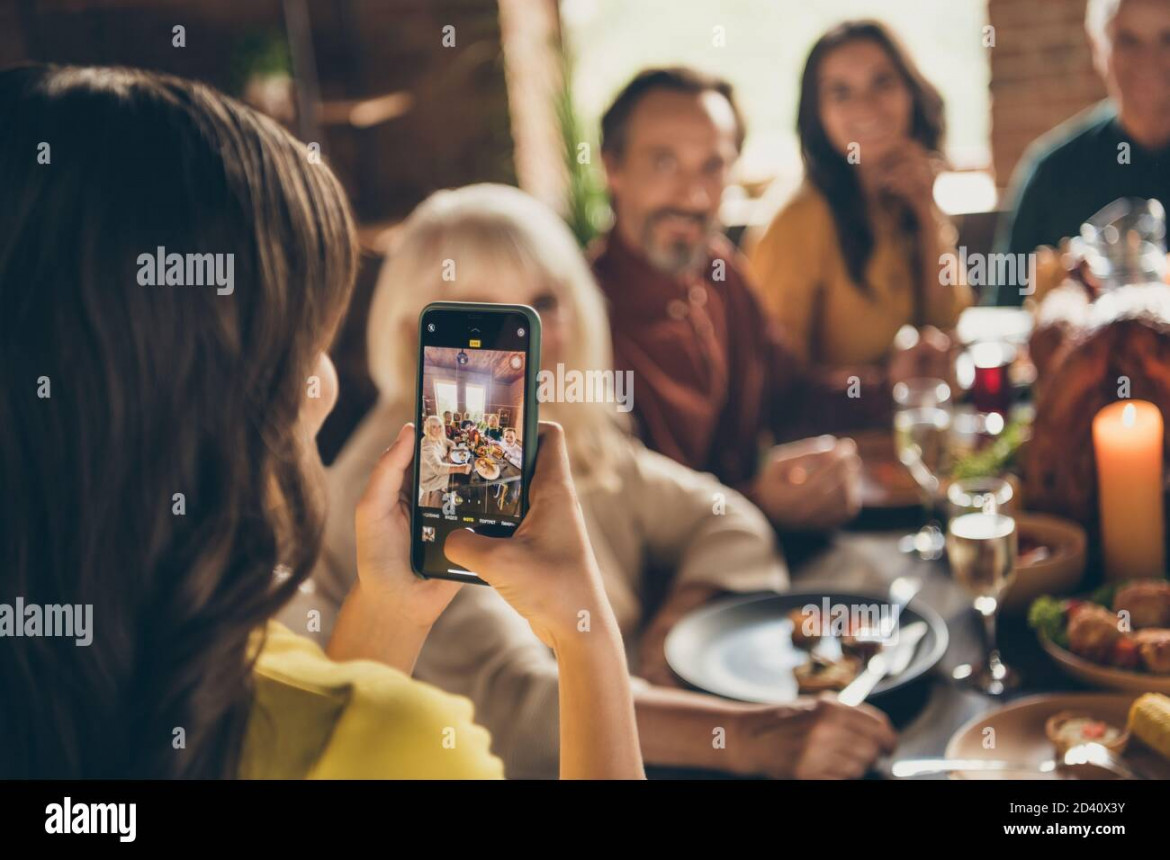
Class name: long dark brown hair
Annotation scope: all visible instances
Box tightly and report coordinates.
[796,20,945,291]
[0,66,358,778]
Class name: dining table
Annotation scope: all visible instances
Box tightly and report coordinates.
[796,525,1088,775]
[447,456,523,490]
[651,506,1097,780]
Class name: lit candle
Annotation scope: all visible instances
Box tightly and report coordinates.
[1092,400,1166,580]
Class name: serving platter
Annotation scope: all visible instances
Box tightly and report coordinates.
[944,692,1170,779]
[1039,635,1170,694]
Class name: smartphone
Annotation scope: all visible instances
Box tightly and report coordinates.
[410,301,541,584]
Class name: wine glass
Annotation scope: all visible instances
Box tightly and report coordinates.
[968,341,1016,417]
[946,476,1014,519]
[893,378,953,560]
[946,501,1020,695]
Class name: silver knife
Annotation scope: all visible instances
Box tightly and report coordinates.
[836,621,928,707]
[894,742,1143,779]
[892,758,1059,778]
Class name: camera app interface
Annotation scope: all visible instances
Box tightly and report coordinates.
[415,316,529,576]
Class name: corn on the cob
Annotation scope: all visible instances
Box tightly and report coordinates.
[1128,693,1170,760]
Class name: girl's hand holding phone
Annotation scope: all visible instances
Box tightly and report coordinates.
[346,419,619,653]
[337,419,611,661]
[445,421,644,779]
[334,419,642,778]
[353,423,463,628]
[444,421,618,651]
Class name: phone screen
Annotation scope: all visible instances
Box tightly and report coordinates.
[411,303,539,583]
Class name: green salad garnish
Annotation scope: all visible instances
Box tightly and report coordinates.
[950,417,1029,481]
[1028,583,1125,650]
[1027,595,1069,648]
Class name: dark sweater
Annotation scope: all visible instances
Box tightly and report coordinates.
[993,101,1170,306]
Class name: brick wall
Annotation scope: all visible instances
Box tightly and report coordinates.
[499,0,565,213]
[988,0,1107,190]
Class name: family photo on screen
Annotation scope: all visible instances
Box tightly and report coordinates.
[417,345,525,518]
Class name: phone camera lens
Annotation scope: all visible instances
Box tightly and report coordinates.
[427,323,436,333]
[517,327,526,337]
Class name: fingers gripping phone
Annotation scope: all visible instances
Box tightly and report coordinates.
[411,302,541,584]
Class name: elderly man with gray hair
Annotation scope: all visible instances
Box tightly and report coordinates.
[992,0,1170,305]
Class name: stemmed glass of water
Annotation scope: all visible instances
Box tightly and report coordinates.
[946,498,1020,695]
[893,378,953,560]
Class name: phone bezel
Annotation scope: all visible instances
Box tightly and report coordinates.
[410,301,542,585]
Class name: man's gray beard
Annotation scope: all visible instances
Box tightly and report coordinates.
[644,237,708,277]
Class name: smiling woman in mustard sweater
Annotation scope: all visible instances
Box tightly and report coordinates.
[750,21,971,371]
[0,65,643,781]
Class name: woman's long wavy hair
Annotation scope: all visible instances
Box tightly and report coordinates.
[0,66,358,778]
[796,20,945,292]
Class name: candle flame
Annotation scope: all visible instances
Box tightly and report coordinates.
[1123,402,1137,428]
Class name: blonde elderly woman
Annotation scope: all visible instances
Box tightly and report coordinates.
[281,184,894,780]
[418,414,467,507]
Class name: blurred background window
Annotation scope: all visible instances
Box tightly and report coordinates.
[465,385,486,419]
[433,380,459,418]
